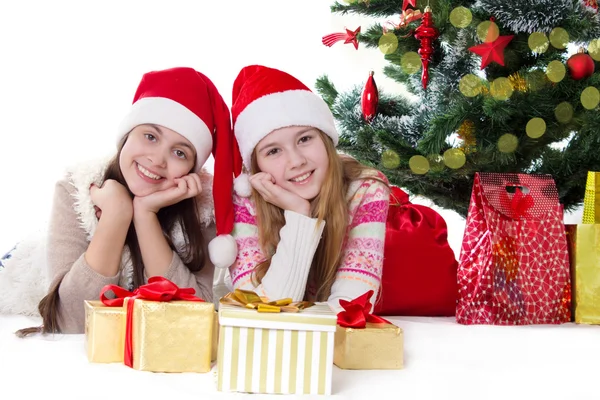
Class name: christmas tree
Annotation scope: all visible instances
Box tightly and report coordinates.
[317,0,600,217]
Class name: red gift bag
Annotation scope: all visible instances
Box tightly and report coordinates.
[456,173,571,325]
[374,186,458,316]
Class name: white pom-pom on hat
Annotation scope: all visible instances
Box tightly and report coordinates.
[208,234,238,269]
[234,173,252,197]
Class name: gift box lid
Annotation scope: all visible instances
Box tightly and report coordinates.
[84,300,124,312]
[218,302,337,332]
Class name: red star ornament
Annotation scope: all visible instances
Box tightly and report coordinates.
[402,0,417,10]
[344,26,361,49]
[321,26,361,50]
[469,35,514,70]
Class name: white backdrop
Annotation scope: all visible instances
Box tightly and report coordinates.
[0,0,583,257]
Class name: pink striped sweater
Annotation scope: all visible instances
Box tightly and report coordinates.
[229,171,389,312]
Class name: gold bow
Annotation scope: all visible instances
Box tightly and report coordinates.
[219,289,314,313]
[384,9,423,32]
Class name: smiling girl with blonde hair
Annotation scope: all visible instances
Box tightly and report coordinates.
[211,65,390,311]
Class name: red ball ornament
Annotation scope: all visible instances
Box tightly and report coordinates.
[567,48,595,80]
[362,71,379,123]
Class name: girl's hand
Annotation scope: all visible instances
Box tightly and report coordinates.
[133,173,202,215]
[90,179,133,221]
[250,172,310,216]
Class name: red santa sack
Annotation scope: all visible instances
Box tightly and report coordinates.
[374,186,458,316]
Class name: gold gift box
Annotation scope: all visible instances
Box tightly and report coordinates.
[334,322,403,370]
[84,300,126,363]
[217,302,337,395]
[566,224,600,324]
[125,298,215,372]
[211,310,219,362]
[582,171,600,224]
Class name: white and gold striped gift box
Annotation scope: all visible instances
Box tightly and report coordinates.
[217,303,337,395]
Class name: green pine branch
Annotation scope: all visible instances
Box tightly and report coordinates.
[331,0,409,18]
[321,0,600,217]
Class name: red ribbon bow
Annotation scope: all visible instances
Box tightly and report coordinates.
[100,276,203,368]
[337,290,390,328]
[500,187,534,219]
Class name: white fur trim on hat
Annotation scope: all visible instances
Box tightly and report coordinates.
[117,97,213,171]
[233,173,252,197]
[234,90,338,169]
[208,234,238,269]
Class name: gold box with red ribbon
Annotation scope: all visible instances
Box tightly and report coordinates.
[93,276,215,373]
[333,290,404,370]
[84,300,126,363]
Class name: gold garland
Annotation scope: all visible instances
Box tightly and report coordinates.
[508,72,528,93]
[476,72,528,98]
[457,120,477,154]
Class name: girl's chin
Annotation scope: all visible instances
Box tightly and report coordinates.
[286,187,320,202]
[127,177,173,197]
[128,184,158,198]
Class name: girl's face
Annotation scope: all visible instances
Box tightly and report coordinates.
[254,126,329,201]
[119,124,196,197]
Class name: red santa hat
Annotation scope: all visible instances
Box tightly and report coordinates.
[229,65,339,197]
[117,67,242,269]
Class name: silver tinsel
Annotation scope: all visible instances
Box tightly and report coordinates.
[475,0,573,34]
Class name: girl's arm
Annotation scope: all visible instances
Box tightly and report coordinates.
[132,209,176,277]
[229,195,324,301]
[140,223,215,302]
[327,176,390,313]
[85,180,133,277]
[47,179,128,333]
[132,175,212,301]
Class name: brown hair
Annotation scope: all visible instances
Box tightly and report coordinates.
[17,134,206,336]
[250,130,387,301]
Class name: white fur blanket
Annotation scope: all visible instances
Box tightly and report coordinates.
[0,230,50,316]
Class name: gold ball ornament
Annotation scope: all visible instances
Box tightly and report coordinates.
[555,102,574,124]
[581,86,600,110]
[477,20,500,43]
[379,33,399,55]
[490,77,514,101]
[549,28,569,50]
[459,74,484,97]
[588,39,600,61]
[450,7,472,28]
[381,149,401,169]
[409,155,430,174]
[497,134,519,153]
[528,32,550,54]
[546,61,566,83]
[401,52,422,74]
[427,154,445,172]
[526,118,546,138]
[443,148,466,169]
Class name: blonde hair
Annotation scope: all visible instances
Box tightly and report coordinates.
[250,130,387,301]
